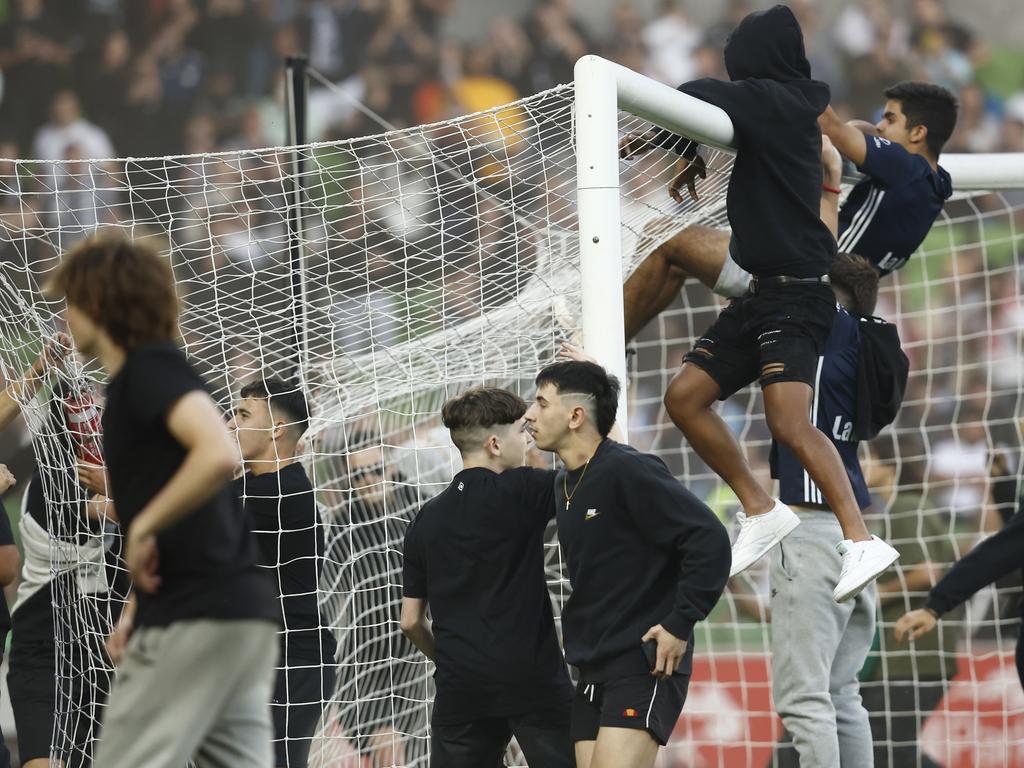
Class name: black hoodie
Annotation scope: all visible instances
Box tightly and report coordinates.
[655,5,836,278]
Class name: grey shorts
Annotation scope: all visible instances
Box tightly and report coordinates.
[93,619,278,768]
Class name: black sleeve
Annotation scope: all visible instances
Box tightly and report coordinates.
[125,345,206,426]
[402,516,428,599]
[620,452,732,639]
[926,503,1024,616]
[506,467,558,525]
[650,78,746,157]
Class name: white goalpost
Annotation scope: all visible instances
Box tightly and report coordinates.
[0,55,1020,767]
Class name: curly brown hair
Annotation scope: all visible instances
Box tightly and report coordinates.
[46,233,179,350]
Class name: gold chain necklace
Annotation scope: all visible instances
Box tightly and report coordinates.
[563,456,593,511]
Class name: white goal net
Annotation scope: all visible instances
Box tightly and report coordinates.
[0,77,1020,768]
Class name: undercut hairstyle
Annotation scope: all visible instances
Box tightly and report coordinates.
[535,361,620,438]
[46,233,179,350]
[240,377,309,436]
[441,387,527,454]
[829,253,879,316]
[885,81,959,158]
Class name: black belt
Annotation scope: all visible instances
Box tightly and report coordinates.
[748,274,830,294]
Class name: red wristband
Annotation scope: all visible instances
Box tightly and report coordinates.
[822,183,841,194]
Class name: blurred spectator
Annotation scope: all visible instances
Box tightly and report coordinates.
[1002,93,1024,152]
[449,44,519,116]
[32,89,114,162]
[523,0,590,97]
[0,0,1016,159]
[366,0,435,126]
[486,16,533,96]
[642,0,700,86]
[930,407,990,521]
[948,82,1003,153]
[915,25,973,93]
[79,29,132,150]
[0,0,75,147]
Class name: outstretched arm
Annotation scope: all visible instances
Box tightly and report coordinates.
[896,505,1024,642]
[819,105,869,167]
[0,333,73,431]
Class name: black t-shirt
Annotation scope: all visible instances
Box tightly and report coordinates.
[402,466,573,725]
[234,463,336,663]
[102,341,276,628]
[555,440,731,681]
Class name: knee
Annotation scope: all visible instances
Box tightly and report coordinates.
[773,688,836,724]
[766,409,812,448]
[664,374,706,421]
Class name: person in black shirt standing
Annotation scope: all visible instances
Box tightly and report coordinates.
[401,387,574,768]
[47,234,279,768]
[622,5,899,602]
[228,377,337,768]
[524,361,730,768]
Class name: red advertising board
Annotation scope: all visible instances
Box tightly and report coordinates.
[663,652,1024,768]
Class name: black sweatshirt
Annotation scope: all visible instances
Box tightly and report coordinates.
[654,4,836,278]
[926,499,1024,618]
[555,440,731,680]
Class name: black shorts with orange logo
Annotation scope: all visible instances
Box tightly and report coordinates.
[569,672,690,746]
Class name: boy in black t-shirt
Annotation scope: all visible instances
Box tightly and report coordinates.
[228,377,337,768]
[523,361,730,768]
[401,387,574,768]
[47,234,279,768]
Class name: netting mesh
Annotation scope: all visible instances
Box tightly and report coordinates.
[0,81,1020,767]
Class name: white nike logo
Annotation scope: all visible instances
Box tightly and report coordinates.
[585,509,599,520]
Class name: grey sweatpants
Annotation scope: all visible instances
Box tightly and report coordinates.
[770,510,876,768]
[93,619,278,768]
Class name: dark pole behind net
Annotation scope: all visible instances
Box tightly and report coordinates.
[284,55,309,386]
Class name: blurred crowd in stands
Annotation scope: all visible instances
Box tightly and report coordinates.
[0,0,1022,161]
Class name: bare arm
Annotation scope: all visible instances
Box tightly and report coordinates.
[820,135,843,239]
[0,332,73,431]
[818,105,868,167]
[86,495,118,523]
[399,596,435,659]
[0,544,20,586]
[877,561,941,605]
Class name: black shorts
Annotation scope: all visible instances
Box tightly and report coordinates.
[684,282,836,399]
[431,705,573,768]
[272,660,338,767]
[570,672,690,747]
[9,587,116,766]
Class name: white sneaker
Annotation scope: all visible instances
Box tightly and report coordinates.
[833,536,900,603]
[729,500,800,577]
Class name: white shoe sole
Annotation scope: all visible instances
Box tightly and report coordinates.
[833,549,900,603]
[729,513,801,577]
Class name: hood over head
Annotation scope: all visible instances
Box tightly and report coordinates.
[724,5,812,82]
